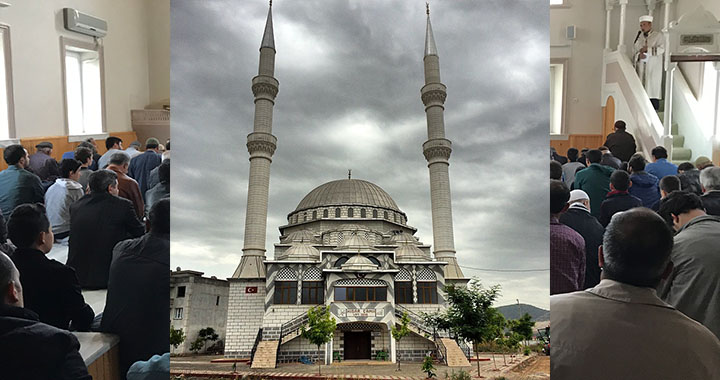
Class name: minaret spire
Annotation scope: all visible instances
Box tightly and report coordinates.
[420,5,463,281]
[232,0,280,279]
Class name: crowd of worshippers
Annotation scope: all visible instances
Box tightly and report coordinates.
[0,136,170,379]
[550,120,720,377]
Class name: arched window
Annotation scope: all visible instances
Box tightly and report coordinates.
[312,210,317,220]
[367,256,381,266]
[302,267,324,304]
[373,209,378,218]
[303,212,307,221]
[360,209,366,218]
[335,208,341,218]
[323,209,329,218]
[274,267,298,304]
[394,269,412,304]
[348,208,354,217]
[393,213,397,222]
[416,268,438,304]
[334,256,349,268]
[383,211,388,219]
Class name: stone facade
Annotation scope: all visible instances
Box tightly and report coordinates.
[224,279,266,357]
[170,270,229,354]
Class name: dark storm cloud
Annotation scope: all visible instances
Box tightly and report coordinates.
[171,0,549,309]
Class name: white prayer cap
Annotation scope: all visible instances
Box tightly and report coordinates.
[569,189,590,203]
[639,15,653,23]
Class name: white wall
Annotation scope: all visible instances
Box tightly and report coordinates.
[145,0,169,107]
[0,0,164,138]
[550,0,606,135]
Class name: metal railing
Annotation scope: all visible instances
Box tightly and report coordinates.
[394,304,435,337]
[250,328,263,363]
[280,311,309,342]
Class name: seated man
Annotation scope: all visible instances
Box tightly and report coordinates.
[0,144,44,220]
[699,166,720,216]
[102,198,169,376]
[551,208,720,379]
[8,204,93,330]
[645,146,678,180]
[67,170,145,289]
[0,252,92,379]
[550,180,586,295]
[559,190,604,289]
[28,141,60,181]
[627,154,660,208]
[44,159,85,240]
[651,175,681,212]
[107,152,145,219]
[572,149,614,219]
[658,191,720,339]
[145,159,170,216]
[74,145,95,192]
[677,161,702,195]
[599,170,642,227]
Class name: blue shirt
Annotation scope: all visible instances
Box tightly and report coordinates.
[646,158,678,180]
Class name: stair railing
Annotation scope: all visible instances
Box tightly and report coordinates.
[250,328,263,363]
[280,311,309,342]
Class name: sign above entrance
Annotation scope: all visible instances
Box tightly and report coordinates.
[337,308,384,318]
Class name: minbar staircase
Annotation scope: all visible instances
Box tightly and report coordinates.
[657,108,692,164]
[395,305,470,367]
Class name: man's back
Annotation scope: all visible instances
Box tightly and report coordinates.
[128,151,161,199]
[628,171,660,207]
[604,130,636,162]
[658,215,720,339]
[0,166,44,219]
[0,304,91,380]
[102,232,169,376]
[599,191,643,227]
[67,193,144,289]
[701,191,720,216]
[646,158,678,180]
[550,216,586,295]
[551,280,720,379]
[559,206,604,288]
[561,161,584,188]
[573,164,614,218]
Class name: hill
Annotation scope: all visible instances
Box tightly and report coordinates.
[496,303,549,322]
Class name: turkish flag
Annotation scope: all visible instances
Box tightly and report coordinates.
[246,286,258,293]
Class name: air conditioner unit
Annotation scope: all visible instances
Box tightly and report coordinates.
[63,8,107,38]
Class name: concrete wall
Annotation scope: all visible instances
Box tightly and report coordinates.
[170,275,229,354]
[397,332,436,362]
[225,280,267,357]
[0,0,166,138]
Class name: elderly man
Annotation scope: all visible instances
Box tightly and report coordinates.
[28,141,60,181]
[0,252,92,379]
[603,120,636,162]
[107,152,145,219]
[699,166,720,216]
[560,190,604,289]
[66,170,144,289]
[551,180,586,295]
[0,144,44,220]
[128,138,162,200]
[634,15,664,110]
[551,208,720,379]
[658,191,720,339]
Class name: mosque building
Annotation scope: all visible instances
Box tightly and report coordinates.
[220,3,470,367]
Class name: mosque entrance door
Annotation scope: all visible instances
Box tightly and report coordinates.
[344,331,371,360]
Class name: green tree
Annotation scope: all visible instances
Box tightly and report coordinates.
[421,355,436,378]
[391,312,410,371]
[170,326,185,353]
[508,313,534,347]
[484,308,506,370]
[189,337,204,354]
[301,306,337,375]
[198,327,220,352]
[425,280,502,376]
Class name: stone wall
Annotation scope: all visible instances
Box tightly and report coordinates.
[397,332,436,362]
[224,280,266,357]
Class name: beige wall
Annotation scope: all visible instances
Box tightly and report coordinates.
[145,0,169,107]
[0,0,166,138]
[550,0,605,136]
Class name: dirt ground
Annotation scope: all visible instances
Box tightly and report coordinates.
[171,354,549,380]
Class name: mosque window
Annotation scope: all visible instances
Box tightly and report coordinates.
[62,37,106,136]
[177,286,186,298]
[303,212,307,221]
[383,211,388,219]
[395,282,413,304]
[334,286,387,302]
[348,208,354,217]
[274,281,297,304]
[174,308,183,319]
[373,210,378,218]
[550,60,567,135]
[323,209,329,218]
[0,25,14,140]
[335,208,341,218]
[361,209,366,218]
[393,213,397,222]
[417,282,437,304]
[302,281,324,304]
[367,256,381,266]
[334,256,349,268]
[312,210,317,220]
[216,296,220,306]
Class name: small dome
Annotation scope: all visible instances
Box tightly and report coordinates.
[281,230,318,244]
[341,254,378,271]
[395,244,428,261]
[283,243,320,260]
[294,179,403,214]
[389,232,418,244]
[336,233,373,251]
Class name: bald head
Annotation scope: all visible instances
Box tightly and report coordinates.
[602,208,673,288]
[0,252,22,307]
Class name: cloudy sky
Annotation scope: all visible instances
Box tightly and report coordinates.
[171,0,549,309]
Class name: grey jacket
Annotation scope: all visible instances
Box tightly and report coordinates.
[658,214,720,340]
[44,178,84,235]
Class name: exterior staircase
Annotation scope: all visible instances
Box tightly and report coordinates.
[438,338,471,367]
[250,340,279,368]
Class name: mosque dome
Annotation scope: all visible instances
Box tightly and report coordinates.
[283,242,320,260]
[294,179,403,213]
[341,253,379,271]
[281,229,318,244]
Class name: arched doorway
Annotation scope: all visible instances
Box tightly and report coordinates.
[603,95,616,138]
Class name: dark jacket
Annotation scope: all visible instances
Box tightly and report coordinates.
[10,248,94,331]
[0,166,44,220]
[629,171,660,208]
[573,163,615,218]
[0,304,91,380]
[678,169,703,195]
[28,152,60,181]
[599,191,643,227]
[67,192,145,289]
[600,153,621,169]
[604,130,636,162]
[128,151,162,201]
[701,191,720,217]
[559,205,605,289]
[145,182,169,217]
[102,232,169,376]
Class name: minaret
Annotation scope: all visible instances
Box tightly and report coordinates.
[232,1,279,279]
[421,4,464,280]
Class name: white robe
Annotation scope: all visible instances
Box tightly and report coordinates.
[633,29,664,99]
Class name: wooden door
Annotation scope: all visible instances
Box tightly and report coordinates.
[344,331,371,359]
